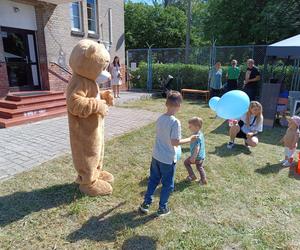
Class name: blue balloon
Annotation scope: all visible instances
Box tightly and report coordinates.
[176,146,182,161]
[216,90,250,119]
[209,96,220,111]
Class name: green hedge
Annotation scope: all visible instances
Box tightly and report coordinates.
[130,63,294,91]
[131,63,209,91]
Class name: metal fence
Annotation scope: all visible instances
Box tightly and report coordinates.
[126,45,268,90]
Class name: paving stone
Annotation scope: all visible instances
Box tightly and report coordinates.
[0,92,160,181]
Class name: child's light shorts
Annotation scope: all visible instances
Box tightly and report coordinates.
[284,147,296,159]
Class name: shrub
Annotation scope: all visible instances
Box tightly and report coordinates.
[130,63,294,91]
[131,63,209,91]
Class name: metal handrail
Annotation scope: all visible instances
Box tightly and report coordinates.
[49,61,72,75]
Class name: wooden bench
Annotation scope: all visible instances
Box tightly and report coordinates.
[181,89,210,103]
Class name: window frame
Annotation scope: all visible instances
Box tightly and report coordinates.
[86,0,98,34]
[70,1,83,32]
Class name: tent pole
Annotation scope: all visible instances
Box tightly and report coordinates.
[296,59,300,91]
[291,59,297,91]
[294,60,298,91]
[262,55,268,83]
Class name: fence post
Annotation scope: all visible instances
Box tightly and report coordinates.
[208,40,216,90]
[147,46,153,91]
[126,50,130,90]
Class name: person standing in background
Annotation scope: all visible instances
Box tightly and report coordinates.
[209,62,223,97]
[226,59,240,92]
[110,56,122,98]
[243,59,260,101]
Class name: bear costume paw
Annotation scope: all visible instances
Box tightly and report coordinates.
[98,170,114,184]
[101,90,114,106]
[79,180,113,196]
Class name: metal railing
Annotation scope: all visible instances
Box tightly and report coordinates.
[49,61,72,75]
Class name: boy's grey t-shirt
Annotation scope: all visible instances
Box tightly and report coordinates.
[152,114,181,164]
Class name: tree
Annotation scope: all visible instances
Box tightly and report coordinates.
[256,0,300,44]
[202,0,300,45]
[203,0,266,45]
[125,3,187,49]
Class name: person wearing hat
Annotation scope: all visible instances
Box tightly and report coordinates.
[280,116,300,167]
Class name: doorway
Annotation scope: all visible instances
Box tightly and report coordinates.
[1,26,40,91]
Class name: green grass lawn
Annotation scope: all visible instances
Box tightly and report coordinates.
[1,98,300,249]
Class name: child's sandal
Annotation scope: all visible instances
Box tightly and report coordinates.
[199,179,208,185]
[186,176,197,182]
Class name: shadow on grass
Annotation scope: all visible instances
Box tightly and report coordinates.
[255,163,300,180]
[288,167,300,180]
[258,125,285,146]
[209,143,251,157]
[209,120,228,135]
[139,179,192,197]
[67,207,157,243]
[184,100,207,106]
[0,183,80,227]
[255,163,285,175]
[122,236,157,250]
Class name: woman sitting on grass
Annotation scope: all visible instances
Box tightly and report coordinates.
[227,101,263,149]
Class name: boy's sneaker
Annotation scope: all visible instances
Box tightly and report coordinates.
[280,159,288,165]
[157,207,170,217]
[282,161,292,167]
[139,202,150,214]
[227,141,235,149]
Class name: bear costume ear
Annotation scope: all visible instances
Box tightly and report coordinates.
[85,44,97,58]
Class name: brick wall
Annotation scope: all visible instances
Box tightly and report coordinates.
[48,63,72,92]
[0,63,9,97]
[44,1,127,91]
[120,64,127,90]
[0,26,9,97]
[35,2,55,90]
[3,0,126,93]
[99,0,125,64]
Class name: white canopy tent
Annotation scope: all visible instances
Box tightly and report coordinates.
[266,34,300,90]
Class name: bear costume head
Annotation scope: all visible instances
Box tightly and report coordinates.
[69,39,110,81]
[66,39,114,196]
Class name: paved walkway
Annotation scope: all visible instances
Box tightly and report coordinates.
[0,92,159,181]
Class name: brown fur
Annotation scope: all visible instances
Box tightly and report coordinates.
[66,39,114,196]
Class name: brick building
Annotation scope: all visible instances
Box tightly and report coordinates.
[0,0,125,97]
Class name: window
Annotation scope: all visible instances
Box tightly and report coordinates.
[87,0,98,34]
[70,2,83,32]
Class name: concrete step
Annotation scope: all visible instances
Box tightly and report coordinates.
[0,100,66,118]
[0,95,66,109]
[0,107,67,128]
[5,91,64,102]
[0,91,67,128]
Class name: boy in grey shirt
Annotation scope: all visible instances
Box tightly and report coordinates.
[139,91,197,216]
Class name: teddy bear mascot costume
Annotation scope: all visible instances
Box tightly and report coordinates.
[66,39,114,196]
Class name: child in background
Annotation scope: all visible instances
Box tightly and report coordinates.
[209,62,223,97]
[184,117,207,185]
[280,116,300,167]
[139,91,198,216]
